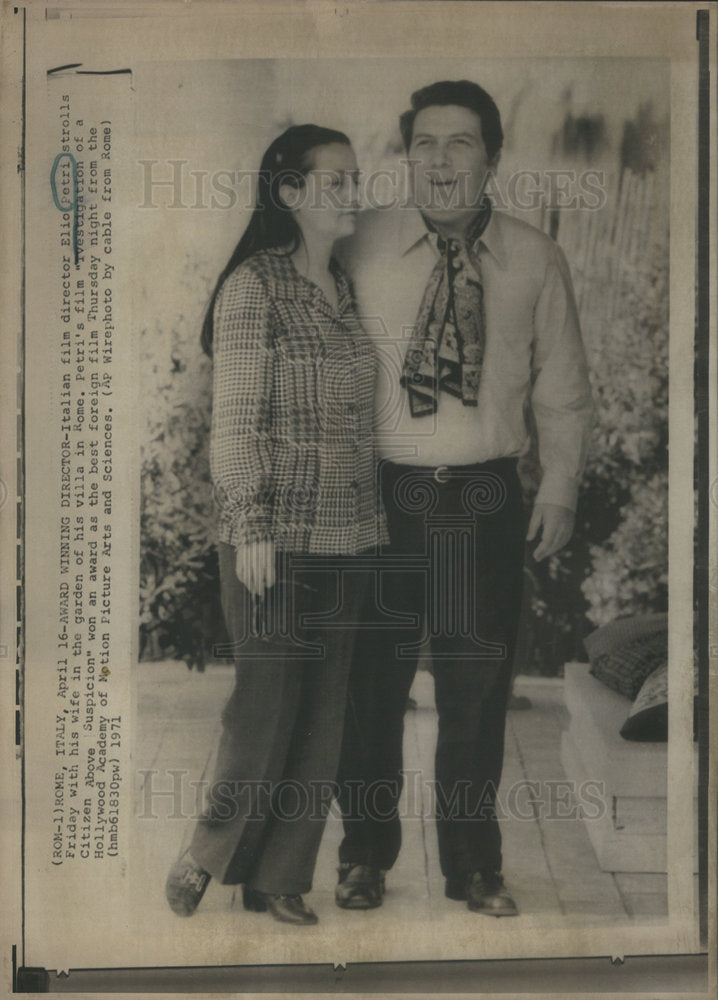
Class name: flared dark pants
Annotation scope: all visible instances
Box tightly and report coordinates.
[336,458,526,881]
[190,542,367,895]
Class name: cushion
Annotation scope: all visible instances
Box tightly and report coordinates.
[584,613,667,700]
[620,660,700,742]
[619,662,668,740]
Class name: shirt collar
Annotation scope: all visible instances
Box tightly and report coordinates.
[398,205,507,268]
[265,247,353,320]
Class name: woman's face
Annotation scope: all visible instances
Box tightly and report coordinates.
[291,143,361,244]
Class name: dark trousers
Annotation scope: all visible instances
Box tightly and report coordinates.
[191,542,367,895]
[336,458,525,881]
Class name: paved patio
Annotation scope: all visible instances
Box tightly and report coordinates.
[130,660,674,968]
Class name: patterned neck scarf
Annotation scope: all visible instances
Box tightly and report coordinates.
[401,199,491,417]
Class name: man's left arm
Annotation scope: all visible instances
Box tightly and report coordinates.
[528,241,594,561]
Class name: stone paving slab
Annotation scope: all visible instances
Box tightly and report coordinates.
[131,659,672,964]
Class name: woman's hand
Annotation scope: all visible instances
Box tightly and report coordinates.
[235,541,276,595]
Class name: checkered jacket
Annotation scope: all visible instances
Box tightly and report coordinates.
[211,248,387,554]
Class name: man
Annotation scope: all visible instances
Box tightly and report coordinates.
[334,80,593,917]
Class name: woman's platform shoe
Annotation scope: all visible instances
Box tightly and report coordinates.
[165,850,211,916]
[243,886,318,925]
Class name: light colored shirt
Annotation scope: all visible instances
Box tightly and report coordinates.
[339,206,594,511]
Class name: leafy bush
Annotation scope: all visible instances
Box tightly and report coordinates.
[139,261,227,669]
[579,234,669,628]
[581,470,668,626]
[523,187,669,671]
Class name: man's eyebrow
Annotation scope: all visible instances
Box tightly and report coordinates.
[412,131,479,141]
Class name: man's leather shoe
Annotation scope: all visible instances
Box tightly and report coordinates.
[465,871,518,917]
[335,864,384,909]
[243,886,318,925]
[444,877,467,901]
[165,849,211,916]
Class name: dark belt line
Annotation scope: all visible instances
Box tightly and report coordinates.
[380,457,518,484]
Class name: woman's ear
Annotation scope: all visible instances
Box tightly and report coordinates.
[278,182,301,210]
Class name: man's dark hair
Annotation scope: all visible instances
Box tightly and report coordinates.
[399,80,504,159]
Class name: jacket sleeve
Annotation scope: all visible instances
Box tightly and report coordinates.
[210,264,275,546]
[531,241,594,511]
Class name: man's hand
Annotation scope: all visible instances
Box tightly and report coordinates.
[527,503,575,561]
[235,540,276,595]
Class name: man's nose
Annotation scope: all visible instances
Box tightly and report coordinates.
[429,143,450,169]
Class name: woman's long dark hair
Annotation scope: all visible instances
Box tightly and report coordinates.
[201,123,351,356]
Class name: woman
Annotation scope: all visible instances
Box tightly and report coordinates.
[165,125,385,925]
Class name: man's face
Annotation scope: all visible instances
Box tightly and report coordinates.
[408,104,498,236]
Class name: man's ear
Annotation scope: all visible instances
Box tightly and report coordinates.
[488,150,501,174]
